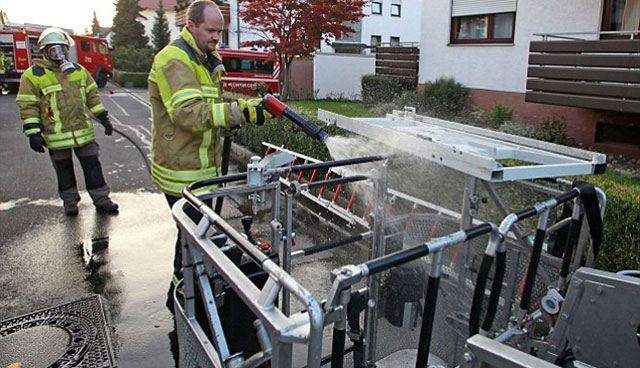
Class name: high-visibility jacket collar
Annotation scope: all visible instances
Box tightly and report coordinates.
[181,27,224,73]
[181,28,206,61]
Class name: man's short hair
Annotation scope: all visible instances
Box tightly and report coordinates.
[187,0,218,26]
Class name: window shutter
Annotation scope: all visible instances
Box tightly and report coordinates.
[452,0,517,17]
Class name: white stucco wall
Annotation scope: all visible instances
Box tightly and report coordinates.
[141,9,180,45]
[419,0,603,93]
[226,0,264,49]
[314,53,375,99]
[321,0,422,53]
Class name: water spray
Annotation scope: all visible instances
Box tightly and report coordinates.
[262,94,329,143]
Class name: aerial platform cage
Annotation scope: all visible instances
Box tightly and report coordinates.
[172,107,613,368]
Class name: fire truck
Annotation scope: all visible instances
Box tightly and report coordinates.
[0,25,113,93]
[217,48,280,95]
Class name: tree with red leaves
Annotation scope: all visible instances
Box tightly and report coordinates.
[239,0,367,100]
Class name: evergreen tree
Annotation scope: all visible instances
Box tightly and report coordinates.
[151,0,171,52]
[91,11,101,36]
[112,0,149,48]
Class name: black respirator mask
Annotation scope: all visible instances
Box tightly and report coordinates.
[46,45,75,74]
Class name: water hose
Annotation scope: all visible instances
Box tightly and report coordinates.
[91,116,151,173]
[262,94,329,143]
[214,136,233,214]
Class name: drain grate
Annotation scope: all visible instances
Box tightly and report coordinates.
[0,295,116,367]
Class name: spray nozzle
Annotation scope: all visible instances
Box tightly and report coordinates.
[262,94,329,143]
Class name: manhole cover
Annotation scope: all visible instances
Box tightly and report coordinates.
[0,295,115,367]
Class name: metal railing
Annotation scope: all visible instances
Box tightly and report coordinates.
[534,30,639,41]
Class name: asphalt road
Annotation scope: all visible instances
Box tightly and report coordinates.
[0,83,180,367]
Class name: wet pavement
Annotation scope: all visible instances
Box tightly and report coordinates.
[0,84,360,367]
[0,84,180,367]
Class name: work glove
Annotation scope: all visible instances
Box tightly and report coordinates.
[237,98,272,126]
[97,111,113,136]
[29,133,47,153]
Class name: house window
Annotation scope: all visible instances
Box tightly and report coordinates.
[450,0,517,44]
[372,1,382,15]
[390,36,400,46]
[369,35,382,51]
[601,0,640,39]
[391,0,401,16]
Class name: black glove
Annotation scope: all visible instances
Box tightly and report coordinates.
[97,111,113,136]
[29,134,47,153]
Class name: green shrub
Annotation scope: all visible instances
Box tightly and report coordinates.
[574,173,640,272]
[112,46,155,72]
[361,74,413,106]
[497,120,538,138]
[535,116,567,144]
[490,104,513,128]
[471,103,513,128]
[419,77,468,118]
[113,70,149,88]
[255,82,270,96]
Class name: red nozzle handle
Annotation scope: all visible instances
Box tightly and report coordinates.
[263,94,287,118]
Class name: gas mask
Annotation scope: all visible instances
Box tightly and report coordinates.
[46,45,75,74]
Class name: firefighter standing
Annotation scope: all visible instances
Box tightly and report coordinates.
[15,27,118,216]
[148,0,271,312]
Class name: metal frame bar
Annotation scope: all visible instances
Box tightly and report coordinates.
[318,109,605,182]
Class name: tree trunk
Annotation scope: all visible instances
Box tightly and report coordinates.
[281,57,294,102]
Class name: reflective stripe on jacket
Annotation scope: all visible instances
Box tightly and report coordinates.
[148,27,243,196]
[15,58,105,150]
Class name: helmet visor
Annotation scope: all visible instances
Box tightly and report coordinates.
[46,45,69,61]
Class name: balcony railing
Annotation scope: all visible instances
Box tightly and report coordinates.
[525,31,640,114]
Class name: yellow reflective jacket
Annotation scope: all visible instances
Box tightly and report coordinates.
[15,58,105,150]
[0,53,6,74]
[148,27,244,196]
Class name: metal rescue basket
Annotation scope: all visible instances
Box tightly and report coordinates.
[171,108,638,368]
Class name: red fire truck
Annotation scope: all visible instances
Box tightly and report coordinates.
[0,26,113,93]
[217,48,279,95]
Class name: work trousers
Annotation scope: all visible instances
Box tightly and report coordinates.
[49,141,112,207]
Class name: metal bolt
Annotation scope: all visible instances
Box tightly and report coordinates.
[367,299,376,308]
[463,352,474,363]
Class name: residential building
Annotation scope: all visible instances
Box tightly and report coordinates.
[320,0,422,54]
[173,0,262,49]
[420,0,640,157]
[139,0,180,43]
